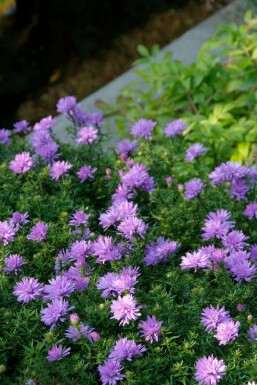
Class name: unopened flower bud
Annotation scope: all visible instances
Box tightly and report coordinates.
[90,331,100,341]
[70,313,80,324]
[237,303,245,312]
[165,176,173,185]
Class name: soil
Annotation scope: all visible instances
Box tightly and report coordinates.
[16,0,232,123]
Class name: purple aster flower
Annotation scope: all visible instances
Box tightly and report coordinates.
[99,201,137,230]
[0,220,17,245]
[250,244,257,264]
[109,338,146,362]
[185,143,208,162]
[164,119,187,137]
[230,178,250,200]
[41,298,74,330]
[4,254,26,274]
[110,294,141,326]
[27,222,48,242]
[130,118,156,139]
[64,266,90,291]
[227,257,256,283]
[244,202,257,219]
[111,266,140,296]
[9,151,33,174]
[98,359,125,385]
[117,216,148,241]
[69,240,93,263]
[11,211,29,227]
[13,120,31,134]
[36,141,60,164]
[76,126,98,145]
[13,277,44,303]
[221,230,249,252]
[43,275,75,301]
[46,345,71,362]
[56,96,77,114]
[200,305,231,332]
[0,128,11,144]
[69,210,90,227]
[121,163,155,192]
[247,325,257,343]
[139,315,163,343]
[180,250,211,271]
[54,249,73,274]
[214,320,240,345]
[65,322,94,342]
[92,236,123,263]
[201,209,234,240]
[34,116,56,131]
[96,272,119,298]
[209,161,249,186]
[111,184,134,203]
[49,160,72,180]
[144,237,179,266]
[195,355,226,385]
[248,382,257,385]
[116,139,138,154]
[184,178,205,200]
[77,165,97,182]
[198,246,227,270]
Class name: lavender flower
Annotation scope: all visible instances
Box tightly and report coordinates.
[180,250,211,271]
[96,272,119,298]
[13,120,31,134]
[56,96,77,114]
[164,119,187,137]
[116,139,138,154]
[139,315,163,343]
[69,240,92,264]
[4,254,26,274]
[43,275,75,301]
[64,266,90,291]
[65,322,94,342]
[34,116,56,131]
[230,178,249,200]
[121,163,154,192]
[184,178,205,200]
[209,161,249,185]
[110,294,141,326]
[49,160,72,180]
[98,359,125,385]
[9,152,33,174]
[111,266,140,296]
[144,237,179,266]
[201,209,234,240]
[41,298,74,330]
[92,236,123,263]
[227,256,256,283]
[117,217,148,241]
[109,338,146,362]
[247,325,257,343]
[250,244,257,264]
[27,222,48,242]
[185,143,208,162]
[31,126,59,164]
[0,220,17,245]
[0,128,11,144]
[76,126,98,145]
[244,202,257,219]
[221,230,249,252]
[214,320,240,345]
[111,184,134,203]
[13,277,44,303]
[130,118,156,139]
[47,345,71,362]
[200,305,231,332]
[77,165,97,182]
[54,249,73,274]
[195,355,226,385]
[69,210,90,227]
[11,211,29,227]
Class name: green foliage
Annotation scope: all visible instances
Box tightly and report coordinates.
[100,12,257,164]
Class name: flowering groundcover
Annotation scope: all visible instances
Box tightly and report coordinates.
[0,96,257,385]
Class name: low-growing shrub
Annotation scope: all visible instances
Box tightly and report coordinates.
[0,95,256,385]
[99,11,257,164]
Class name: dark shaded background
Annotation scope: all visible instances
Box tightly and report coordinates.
[0,0,191,126]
